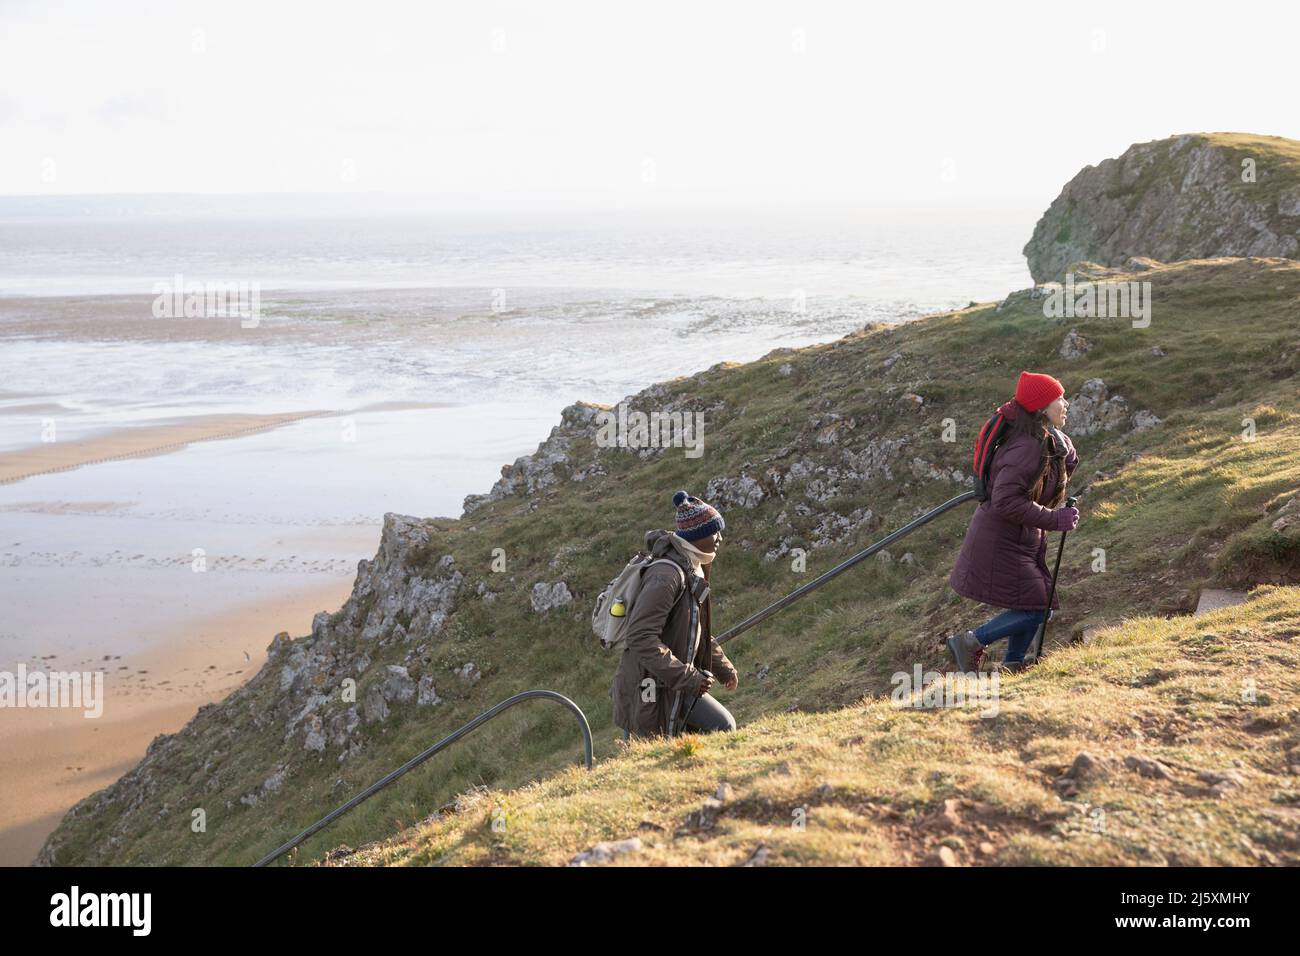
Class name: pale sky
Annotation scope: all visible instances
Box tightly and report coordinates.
[1,0,1296,207]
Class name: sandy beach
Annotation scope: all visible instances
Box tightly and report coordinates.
[0,407,393,866]
[0,410,331,484]
[0,576,359,866]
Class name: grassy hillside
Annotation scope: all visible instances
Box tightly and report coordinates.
[337,585,1300,867]
[38,256,1300,866]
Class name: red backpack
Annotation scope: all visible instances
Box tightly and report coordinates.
[972,400,1067,501]
[972,404,1016,501]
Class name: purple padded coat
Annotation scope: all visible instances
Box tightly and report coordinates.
[949,428,1078,611]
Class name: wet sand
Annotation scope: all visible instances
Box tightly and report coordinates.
[0,410,330,484]
[0,577,358,866]
[0,401,447,485]
[0,395,433,865]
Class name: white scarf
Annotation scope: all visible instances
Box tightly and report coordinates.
[669,532,715,571]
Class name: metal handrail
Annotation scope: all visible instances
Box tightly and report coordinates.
[253,688,593,867]
[715,490,979,646]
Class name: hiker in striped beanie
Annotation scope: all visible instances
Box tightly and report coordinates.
[610,491,739,738]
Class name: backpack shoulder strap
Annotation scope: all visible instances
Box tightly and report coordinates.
[645,557,686,590]
[648,556,707,613]
[973,410,1012,500]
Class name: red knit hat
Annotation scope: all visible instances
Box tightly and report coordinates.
[1014,371,1065,413]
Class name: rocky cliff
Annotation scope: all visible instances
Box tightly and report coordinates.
[1023,132,1300,282]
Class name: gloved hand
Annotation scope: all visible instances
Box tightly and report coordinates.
[692,669,716,695]
[1051,505,1080,531]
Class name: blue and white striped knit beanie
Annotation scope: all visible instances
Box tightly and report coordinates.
[672,490,725,542]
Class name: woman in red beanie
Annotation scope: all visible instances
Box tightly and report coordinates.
[946,371,1080,671]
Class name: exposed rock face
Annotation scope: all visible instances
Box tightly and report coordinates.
[1024,133,1300,283]
[1059,329,1091,361]
[461,387,726,517]
[1068,378,1160,438]
[454,662,481,683]
[349,524,463,642]
[463,401,606,515]
[530,581,573,613]
[1272,497,1300,533]
[1131,409,1162,433]
[418,678,441,706]
[1068,379,1130,436]
[705,474,765,509]
[380,665,417,703]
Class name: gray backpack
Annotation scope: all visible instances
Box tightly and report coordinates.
[591,554,686,651]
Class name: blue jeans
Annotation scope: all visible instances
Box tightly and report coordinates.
[975,609,1048,664]
[621,693,736,740]
[684,693,736,733]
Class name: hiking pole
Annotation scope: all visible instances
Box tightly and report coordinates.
[1030,494,1079,663]
[667,585,707,738]
[671,669,713,738]
[715,490,980,647]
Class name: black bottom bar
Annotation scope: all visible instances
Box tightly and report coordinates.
[3,865,1281,940]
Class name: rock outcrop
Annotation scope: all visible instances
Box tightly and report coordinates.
[1059,329,1091,361]
[1067,378,1160,437]
[530,581,574,613]
[462,401,607,515]
[1024,133,1300,282]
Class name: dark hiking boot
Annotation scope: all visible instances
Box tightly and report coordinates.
[946,630,983,673]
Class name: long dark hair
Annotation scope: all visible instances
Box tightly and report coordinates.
[1010,404,1069,508]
